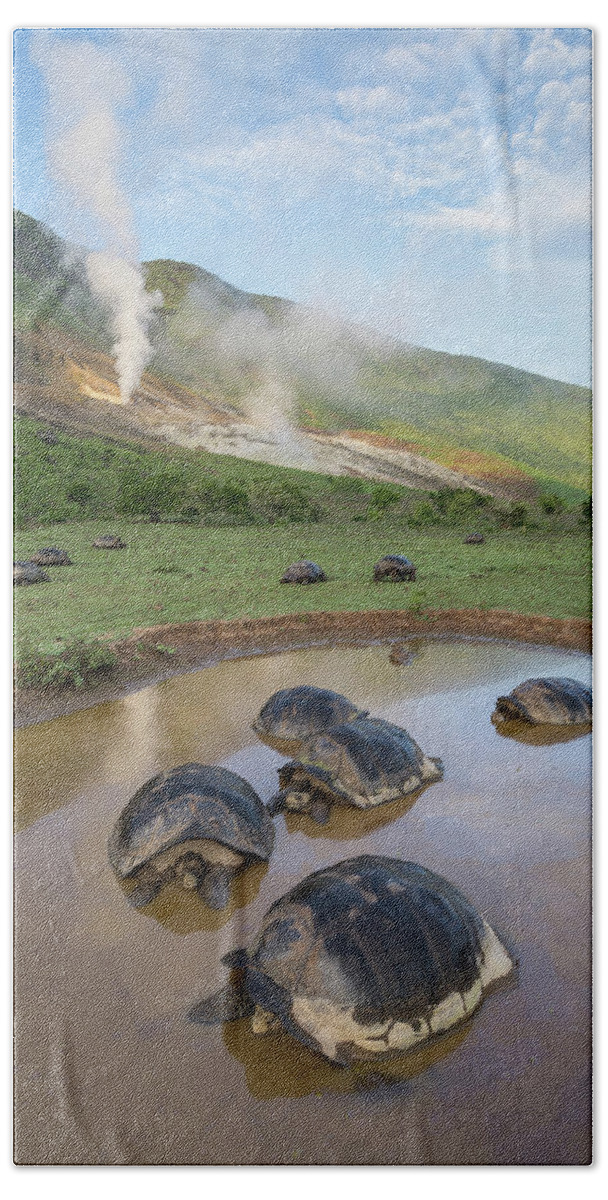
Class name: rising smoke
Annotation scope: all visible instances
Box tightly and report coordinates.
[31,35,158,401]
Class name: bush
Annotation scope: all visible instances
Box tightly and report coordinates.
[117,463,188,517]
[539,493,565,515]
[250,480,322,524]
[429,488,489,522]
[66,478,95,507]
[500,502,529,528]
[16,639,118,690]
[408,500,437,528]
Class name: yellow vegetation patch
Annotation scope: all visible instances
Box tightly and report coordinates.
[68,361,124,405]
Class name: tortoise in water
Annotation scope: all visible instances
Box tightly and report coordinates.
[280,561,326,584]
[389,643,416,666]
[373,555,416,582]
[13,561,50,586]
[108,763,275,910]
[93,534,126,550]
[252,685,366,754]
[492,677,591,727]
[464,533,485,545]
[192,855,514,1065]
[30,548,72,566]
[268,715,443,824]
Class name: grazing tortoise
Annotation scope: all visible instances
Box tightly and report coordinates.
[108,763,275,910]
[373,555,416,582]
[13,561,49,586]
[192,855,514,1065]
[30,548,72,567]
[464,533,485,545]
[268,715,443,824]
[492,677,591,727]
[252,685,366,754]
[93,534,126,550]
[280,561,326,585]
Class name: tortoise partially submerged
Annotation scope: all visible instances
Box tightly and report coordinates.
[93,534,126,550]
[192,855,514,1065]
[492,677,591,727]
[252,685,366,754]
[463,533,485,545]
[13,561,50,586]
[280,561,326,584]
[30,548,72,566]
[389,643,416,666]
[108,763,275,910]
[373,555,416,582]
[268,716,443,824]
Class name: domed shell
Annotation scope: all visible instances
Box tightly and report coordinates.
[108,763,275,879]
[30,547,72,566]
[492,677,591,726]
[245,855,514,1063]
[373,555,416,582]
[13,560,49,586]
[252,685,365,753]
[464,532,485,545]
[93,534,126,550]
[277,715,442,809]
[280,561,326,584]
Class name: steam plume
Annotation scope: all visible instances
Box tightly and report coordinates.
[31,36,158,401]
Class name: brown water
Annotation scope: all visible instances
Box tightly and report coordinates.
[14,638,592,1165]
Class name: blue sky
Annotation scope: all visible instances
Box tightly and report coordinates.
[13,27,592,385]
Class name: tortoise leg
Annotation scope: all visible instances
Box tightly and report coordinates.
[189,981,254,1026]
[198,864,232,910]
[127,869,163,909]
[266,790,288,817]
[309,795,331,825]
[251,1005,281,1035]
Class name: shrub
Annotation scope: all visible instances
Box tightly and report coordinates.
[250,480,322,524]
[16,639,118,690]
[539,493,565,515]
[66,478,95,507]
[500,502,529,528]
[117,463,188,517]
[408,500,437,527]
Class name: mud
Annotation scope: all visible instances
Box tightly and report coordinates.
[14,639,591,1164]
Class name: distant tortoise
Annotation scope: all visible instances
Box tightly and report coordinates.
[13,561,50,586]
[252,685,366,754]
[373,555,416,582]
[464,533,485,545]
[30,548,72,567]
[492,677,592,727]
[93,534,126,550]
[268,715,443,824]
[108,763,275,910]
[280,561,326,584]
[389,643,416,666]
[192,855,515,1065]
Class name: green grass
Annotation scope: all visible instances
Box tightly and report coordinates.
[14,519,591,657]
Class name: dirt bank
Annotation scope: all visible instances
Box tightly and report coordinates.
[14,607,591,728]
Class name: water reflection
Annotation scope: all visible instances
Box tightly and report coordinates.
[120,861,269,934]
[282,783,430,841]
[492,720,592,746]
[222,1015,471,1100]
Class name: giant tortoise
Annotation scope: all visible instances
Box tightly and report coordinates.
[463,533,485,545]
[491,677,591,727]
[30,547,72,566]
[192,855,515,1065]
[108,763,275,910]
[373,555,416,582]
[252,685,366,754]
[268,715,443,824]
[93,534,126,550]
[13,561,49,586]
[280,561,326,584]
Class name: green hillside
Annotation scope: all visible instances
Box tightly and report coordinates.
[14,210,592,497]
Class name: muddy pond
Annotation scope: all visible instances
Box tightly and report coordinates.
[14,637,592,1165]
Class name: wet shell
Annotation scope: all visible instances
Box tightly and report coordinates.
[492,677,591,726]
[373,555,416,582]
[244,855,514,1064]
[252,685,365,753]
[280,561,326,584]
[93,535,126,550]
[13,561,50,586]
[30,548,72,566]
[108,762,275,880]
[277,715,443,811]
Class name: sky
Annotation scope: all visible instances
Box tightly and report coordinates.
[13,27,592,386]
